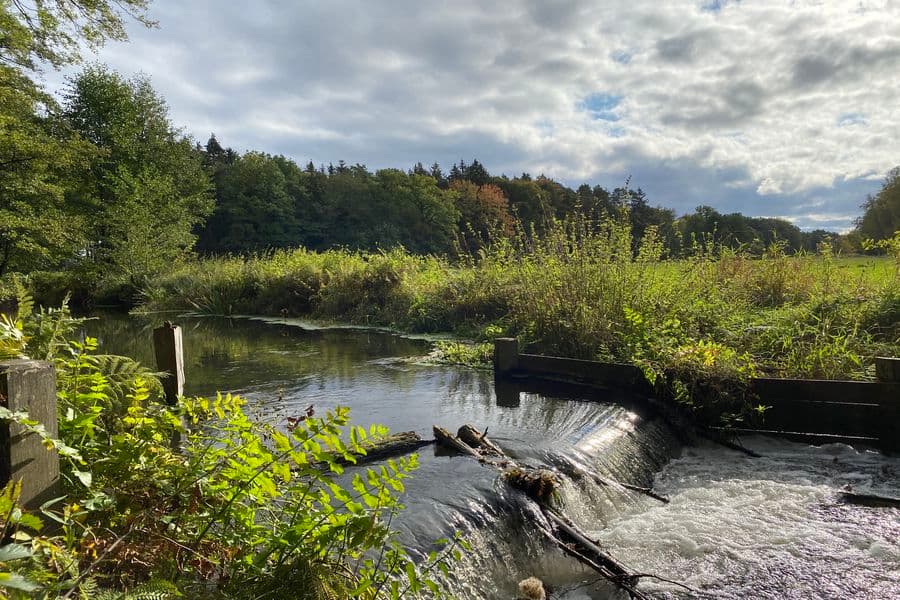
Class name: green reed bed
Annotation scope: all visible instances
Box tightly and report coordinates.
[141,218,899,425]
[144,223,897,370]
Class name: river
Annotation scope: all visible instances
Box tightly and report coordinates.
[85,313,900,599]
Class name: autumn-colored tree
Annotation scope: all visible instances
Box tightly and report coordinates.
[450,180,514,252]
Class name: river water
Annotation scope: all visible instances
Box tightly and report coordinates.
[85,314,900,599]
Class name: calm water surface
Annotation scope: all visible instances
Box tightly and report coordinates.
[85,313,900,599]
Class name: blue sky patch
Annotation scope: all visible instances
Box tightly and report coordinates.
[611,49,632,64]
[837,112,866,127]
[580,92,622,121]
[701,0,728,12]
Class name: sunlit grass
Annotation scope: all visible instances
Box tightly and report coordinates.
[140,220,898,390]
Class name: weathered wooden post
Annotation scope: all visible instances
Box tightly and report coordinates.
[493,338,519,375]
[153,322,184,405]
[875,357,900,452]
[875,357,900,383]
[0,360,60,508]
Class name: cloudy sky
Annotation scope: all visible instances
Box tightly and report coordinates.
[48,0,900,231]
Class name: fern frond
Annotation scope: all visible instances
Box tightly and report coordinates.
[94,354,165,403]
[13,276,33,322]
[94,579,181,600]
[126,579,181,599]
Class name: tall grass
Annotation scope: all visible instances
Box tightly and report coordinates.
[141,216,899,391]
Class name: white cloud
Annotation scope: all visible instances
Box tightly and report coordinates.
[60,0,899,229]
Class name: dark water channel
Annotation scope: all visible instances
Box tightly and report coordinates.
[85,314,900,599]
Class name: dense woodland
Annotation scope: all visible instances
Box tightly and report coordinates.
[196,138,848,259]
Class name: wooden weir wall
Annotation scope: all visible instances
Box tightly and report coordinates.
[493,338,900,452]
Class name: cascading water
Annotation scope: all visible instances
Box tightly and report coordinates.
[86,314,900,599]
[393,386,686,599]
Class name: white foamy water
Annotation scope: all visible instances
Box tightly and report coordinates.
[595,437,900,599]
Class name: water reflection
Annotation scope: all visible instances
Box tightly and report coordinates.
[84,313,431,397]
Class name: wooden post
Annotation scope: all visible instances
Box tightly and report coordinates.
[875,357,900,452]
[875,357,900,383]
[0,360,60,508]
[153,322,184,405]
[493,338,519,374]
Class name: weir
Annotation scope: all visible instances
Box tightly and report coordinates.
[410,391,684,599]
[493,338,900,452]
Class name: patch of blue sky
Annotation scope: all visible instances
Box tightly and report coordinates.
[579,92,622,121]
[700,0,731,12]
[534,118,554,137]
[611,49,631,64]
[837,112,866,127]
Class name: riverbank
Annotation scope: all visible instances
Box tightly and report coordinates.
[133,227,897,427]
[139,241,897,375]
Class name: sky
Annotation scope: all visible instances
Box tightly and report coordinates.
[45,0,900,232]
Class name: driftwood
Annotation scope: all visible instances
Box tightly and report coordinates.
[840,491,900,508]
[346,431,434,465]
[457,424,504,456]
[433,423,665,600]
[296,431,433,471]
[702,429,762,458]
[554,459,670,504]
[433,426,482,459]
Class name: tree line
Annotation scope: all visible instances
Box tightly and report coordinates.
[196,138,872,260]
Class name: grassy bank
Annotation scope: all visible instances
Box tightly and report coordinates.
[140,220,899,394]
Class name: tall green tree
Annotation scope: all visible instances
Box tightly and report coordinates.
[63,65,212,284]
[370,169,459,254]
[857,168,900,242]
[199,151,300,253]
[0,0,153,71]
[1,0,153,277]
[0,66,93,275]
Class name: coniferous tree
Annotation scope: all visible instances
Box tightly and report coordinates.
[464,159,490,185]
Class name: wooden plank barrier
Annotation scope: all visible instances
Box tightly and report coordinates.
[495,340,900,452]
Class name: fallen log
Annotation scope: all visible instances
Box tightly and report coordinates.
[702,429,762,458]
[433,426,482,459]
[840,491,900,508]
[345,431,434,465]
[457,424,504,456]
[542,506,632,579]
[553,458,670,504]
[295,431,433,471]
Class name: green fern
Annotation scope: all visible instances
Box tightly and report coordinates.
[13,276,34,321]
[93,354,165,402]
